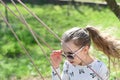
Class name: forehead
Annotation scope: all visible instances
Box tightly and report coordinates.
[61,40,79,52]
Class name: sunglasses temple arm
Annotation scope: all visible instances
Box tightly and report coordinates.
[61,54,66,57]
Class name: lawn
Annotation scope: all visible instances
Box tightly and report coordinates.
[0,2,120,80]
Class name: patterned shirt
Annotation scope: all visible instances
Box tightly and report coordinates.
[52,60,109,80]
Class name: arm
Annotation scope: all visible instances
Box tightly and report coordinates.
[51,50,69,80]
[51,67,61,80]
[51,61,69,80]
[61,61,69,80]
[50,50,62,80]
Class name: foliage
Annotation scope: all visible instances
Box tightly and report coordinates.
[0,3,120,80]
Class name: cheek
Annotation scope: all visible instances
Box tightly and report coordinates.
[74,56,81,63]
[74,53,86,61]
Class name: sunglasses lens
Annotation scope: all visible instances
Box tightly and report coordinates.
[63,52,74,59]
[67,55,74,59]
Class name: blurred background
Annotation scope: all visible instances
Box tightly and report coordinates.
[0,0,120,80]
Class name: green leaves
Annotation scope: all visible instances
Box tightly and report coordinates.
[0,3,120,79]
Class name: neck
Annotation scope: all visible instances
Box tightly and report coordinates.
[81,55,94,66]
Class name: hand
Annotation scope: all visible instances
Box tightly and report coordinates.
[50,50,62,69]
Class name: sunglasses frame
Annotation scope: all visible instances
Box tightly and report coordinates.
[62,46,84,59]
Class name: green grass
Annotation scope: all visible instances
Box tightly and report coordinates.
[0,3,120,80]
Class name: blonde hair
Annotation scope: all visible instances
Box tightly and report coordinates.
[86,27,120,58]
[62,27,120,58]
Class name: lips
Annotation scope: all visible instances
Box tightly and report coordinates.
[70,61,74,63]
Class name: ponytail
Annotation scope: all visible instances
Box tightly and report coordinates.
[86,27,120,59]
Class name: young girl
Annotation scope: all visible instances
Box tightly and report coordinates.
[50,27,120,80]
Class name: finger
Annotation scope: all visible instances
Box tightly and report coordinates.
[52,50,62,54]
[50,50,62,60]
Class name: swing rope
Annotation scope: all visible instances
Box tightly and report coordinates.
[0,12,44,80]
[0,0,62,79]
[0,0,110,80]
[16,0,104,79]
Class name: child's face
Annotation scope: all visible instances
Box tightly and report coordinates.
[62,40,88,65]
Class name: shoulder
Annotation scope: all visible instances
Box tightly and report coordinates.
[92,60,107,68]
[94,60,109,78]
[96,60,109,73]
[90,60,108,73]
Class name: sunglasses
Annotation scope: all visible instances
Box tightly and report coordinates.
[62,46,84,59]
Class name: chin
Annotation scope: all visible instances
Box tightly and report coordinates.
[69,61,79,65]
[71,63,77,65]
[73,62,82,66]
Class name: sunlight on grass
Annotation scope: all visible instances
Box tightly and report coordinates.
[0,3,120,80]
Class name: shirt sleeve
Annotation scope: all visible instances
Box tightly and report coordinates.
[61,61,69,80]
[51,61,69,80]
[51,67,61,80]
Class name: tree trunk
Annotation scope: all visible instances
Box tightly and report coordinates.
[105,0,120,20]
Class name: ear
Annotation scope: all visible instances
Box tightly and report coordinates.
[83,46,89,54]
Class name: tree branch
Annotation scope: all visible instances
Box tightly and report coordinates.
[105,0,120,20]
